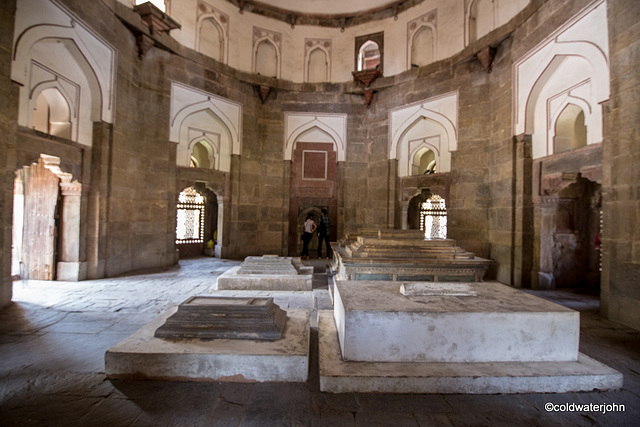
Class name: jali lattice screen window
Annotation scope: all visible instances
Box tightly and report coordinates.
[176,187,205,244]
[420,194,447,239]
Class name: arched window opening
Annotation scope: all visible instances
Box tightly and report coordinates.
[176,187,205,244]
[33,88,71,140]
[307,48,328,83]
[420,195,447,239]
[411,26,434,67]
[413,147,436,175]
[554,104,587,154]
[255,40,278,77]
[199,18,223,61]
[357,40,381,71]
[190,140,212,169]
[469,0,494,43]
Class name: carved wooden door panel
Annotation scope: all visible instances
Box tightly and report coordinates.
[22,158,59,280]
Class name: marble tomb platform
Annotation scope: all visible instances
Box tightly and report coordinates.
[319,280,623,393]
[216,255,313,291]
[331,229,492,282]
[105,296,310,383]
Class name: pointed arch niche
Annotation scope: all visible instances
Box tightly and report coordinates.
[11,0,116,146]
[284,112,345,255]
[253,27,281,78]
[389,92,458,178]
[170,81,242,172]
[407,9,437,69]
[195,0,229,64]
[513,0,609,159]
[305,39,331,83]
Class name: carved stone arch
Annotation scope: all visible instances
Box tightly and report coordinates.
[548,95,590,153]
[408,23,436,68]
[188,135,219,170]
[391,108,457,158]
[409,139,440,175]
[284,116,346,162]
[465,0,496,46]
[30,80,77,140]
[196,14,228,63]
[12,2,116,125]
[253,37,280,78]
[305,45,330,83]
[513,1,610,160]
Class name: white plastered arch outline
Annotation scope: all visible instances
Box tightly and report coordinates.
[11,0,116,139]
[29,76,78,140]
[195,13,229,64]
[170,81,242,173]
[513,0,610,159]
[187,132,220,170]
[253,36,281,79]
[407,22,437,69]
[389,91,458,177]
[305,45,330,83]
[284,113,347,162]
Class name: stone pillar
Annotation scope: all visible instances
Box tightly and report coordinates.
[337,161,346,239]
[281,160,291,257]
[387,159,397,229]
[401,201,410,230]
[86,121,112,279]
[214,196,227,258]
[512,134,533,288]
[57,180,87,281]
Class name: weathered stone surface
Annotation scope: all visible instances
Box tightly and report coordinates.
[154,296,287,341]
[217,255,313,291]
[332,229,492,282]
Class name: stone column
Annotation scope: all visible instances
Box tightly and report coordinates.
[281,160,291,256]
[87,121,112,279]
[57,180,87,281]
[401,201,409,230]
[533,196,558,290]
[512,134,533,288]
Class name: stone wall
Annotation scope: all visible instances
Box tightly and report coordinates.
[0,0,17,307]
[602,0,640,330]
[0,0,638,331]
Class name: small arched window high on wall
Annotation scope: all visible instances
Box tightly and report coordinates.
[176,187,205,244]
[357,40,381,71]
[420,195,447,239]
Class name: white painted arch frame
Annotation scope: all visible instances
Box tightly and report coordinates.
[11,0,116,126]
[513,0,610,158]
[29,75,79,141]
[188,132,220,170]
[409,136,441,174]
[389,92,458,177]
[284,113,347,162]
[170,82,242,172]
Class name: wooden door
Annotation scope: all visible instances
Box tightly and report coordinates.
[22,158,59,280]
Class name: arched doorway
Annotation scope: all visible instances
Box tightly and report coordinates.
[175,185,218,258]
[537,175,601,292]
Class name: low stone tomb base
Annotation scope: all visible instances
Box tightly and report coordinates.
[318,311,622,394]
[334,281,580,363]
[216,255,313,291]
[106,307,310,383]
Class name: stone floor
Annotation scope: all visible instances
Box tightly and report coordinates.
[0,257,638,426]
